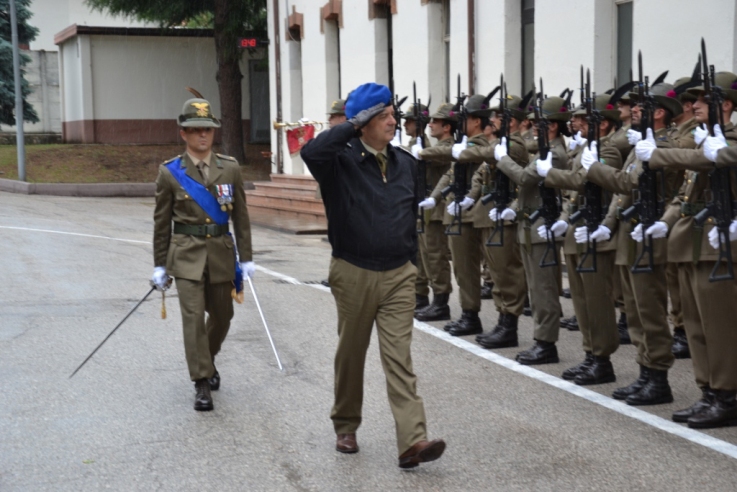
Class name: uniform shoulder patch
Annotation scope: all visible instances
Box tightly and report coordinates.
[216,153,237,161]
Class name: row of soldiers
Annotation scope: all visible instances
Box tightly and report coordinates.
[377,62,737,430]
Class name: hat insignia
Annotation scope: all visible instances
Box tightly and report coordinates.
[191,102,210,117]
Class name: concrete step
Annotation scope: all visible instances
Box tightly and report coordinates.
[269,173,318,187]
[247,204,327,234]
[252,181,319,198]
[245,190,326,215]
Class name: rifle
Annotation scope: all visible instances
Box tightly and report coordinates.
[442,74,468,236]
[569,69,605,273]
[414,81,431,234]
[621,51,666,274]
[392,94,408,146]
[693,38,737,281]
[483,74,516,247]
[528,79,561,267]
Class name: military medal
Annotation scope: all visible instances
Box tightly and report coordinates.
[216,184,234,212]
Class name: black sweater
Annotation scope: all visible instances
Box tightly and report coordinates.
[301,122,418,271]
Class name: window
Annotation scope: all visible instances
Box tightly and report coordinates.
[616,1,633,84]
[521,0,535,94]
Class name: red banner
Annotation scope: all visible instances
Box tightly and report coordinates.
[286,125,316,154]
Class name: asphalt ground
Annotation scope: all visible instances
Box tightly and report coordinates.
[1,191,737,491]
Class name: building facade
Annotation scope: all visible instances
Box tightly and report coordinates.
[267,0,737,175]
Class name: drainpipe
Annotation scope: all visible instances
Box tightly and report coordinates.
[272,0,284,174]
[467,0,475,95]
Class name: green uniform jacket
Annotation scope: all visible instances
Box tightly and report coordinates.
[425,133,490,225]
[669,117,699,150]
[496,135,568,247]
[716,143,737,168]
[153,153,253,283]
[464,132,529,228]
[588,128,674,266]
[544,133,622,255]
[609,123,633,162]
[650,123,737,263]
[418,136,454,222]
[521,128,538,156]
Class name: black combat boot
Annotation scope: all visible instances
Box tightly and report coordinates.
[561,352,594,381]
[477,314,519,349]
[208,363,221,391]
[415,293,451,322]
[448,310,483,336]
[476,313,504,342]
[687,390,737,429]
[574,356,615,386]
[612,365,649,400]
[626,368,673,406]
[671,328,690,359]
[480,282,494,300]
[560,315,579,331]
[618,312,631,344]
[415,294,430,312]
[523,297,532,317]
[562,288,571,299]
[515,340,558,365]
[673,386,714,423]
[194,379,214,411]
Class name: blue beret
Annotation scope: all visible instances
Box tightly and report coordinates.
[345,83,392,119]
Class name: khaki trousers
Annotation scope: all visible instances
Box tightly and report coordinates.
[481,225,527,317]
[418,220,452,295]
[521,243,562,343]
[619,264,673,370]
[175,276,234,381]
[328,258,427,454]
[678,262,737,391]
[415,245,430,297]
[448,224,482,312]
[566,252,619,357]
[666,262,684,330]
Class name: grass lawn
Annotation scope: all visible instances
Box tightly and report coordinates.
[0,143,273,183]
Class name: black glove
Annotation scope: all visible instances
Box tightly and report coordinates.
[348,103,387,129]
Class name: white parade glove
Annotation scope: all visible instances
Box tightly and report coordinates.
[574,225,611,243]
[489,207,517,222]
[389,128,402,147]
[626,129,642,146]
[536,152,553,177]
[451,136,468,160]
[419,197,436,210]
[446,202,460,216]
[569,131,587,151]
[151,267,170,291]
[646,221,668,239]
[411,138,423,159]
[573,226,590,244]
[704,124,728,163]
[694,124,708,146]
[707,221,737,249]
[494,137,508,161]
[635,128,657,162]
[298,117,311,125]
[459,196,475,211]
[537,220,567,240]
[630,223,645,243]
[580,141,598,172]
[241,261,256,279]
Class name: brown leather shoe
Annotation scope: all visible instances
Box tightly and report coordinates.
[336,433,358,453]
[398,439,446,469]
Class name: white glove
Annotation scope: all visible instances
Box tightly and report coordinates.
[446,202,460,216]
[580,141,598,172]
[494,137,508,161]
[489,207,517,221]
[635,128,657,162]
[694,124,708,146]
[537,220,567,240]
[707,221,737,249]
[568,131,587,151]
[574,225,611,244]
[704,124,728,163]
[151,266,170,290]
[298,117,311,125]
[626,129,642,146]
[389,128,402,147]
[451,135,468,160]
[459,196,475,211]
[241,261,256,279]
[411,138,423,159]
[631,221,668,242]
[419,197,436,210]
[536,152,553,177]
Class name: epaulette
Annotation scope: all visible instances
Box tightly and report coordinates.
[216,153,237,161]
[393,145,415,158]
[162,156,179,165]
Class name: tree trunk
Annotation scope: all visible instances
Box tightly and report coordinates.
[213,0,246,165]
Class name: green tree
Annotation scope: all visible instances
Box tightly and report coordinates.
[86,0,267,165]
[0,0,39,127]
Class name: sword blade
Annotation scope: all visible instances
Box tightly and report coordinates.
[247,277,283,371]
[69,286,156,378]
